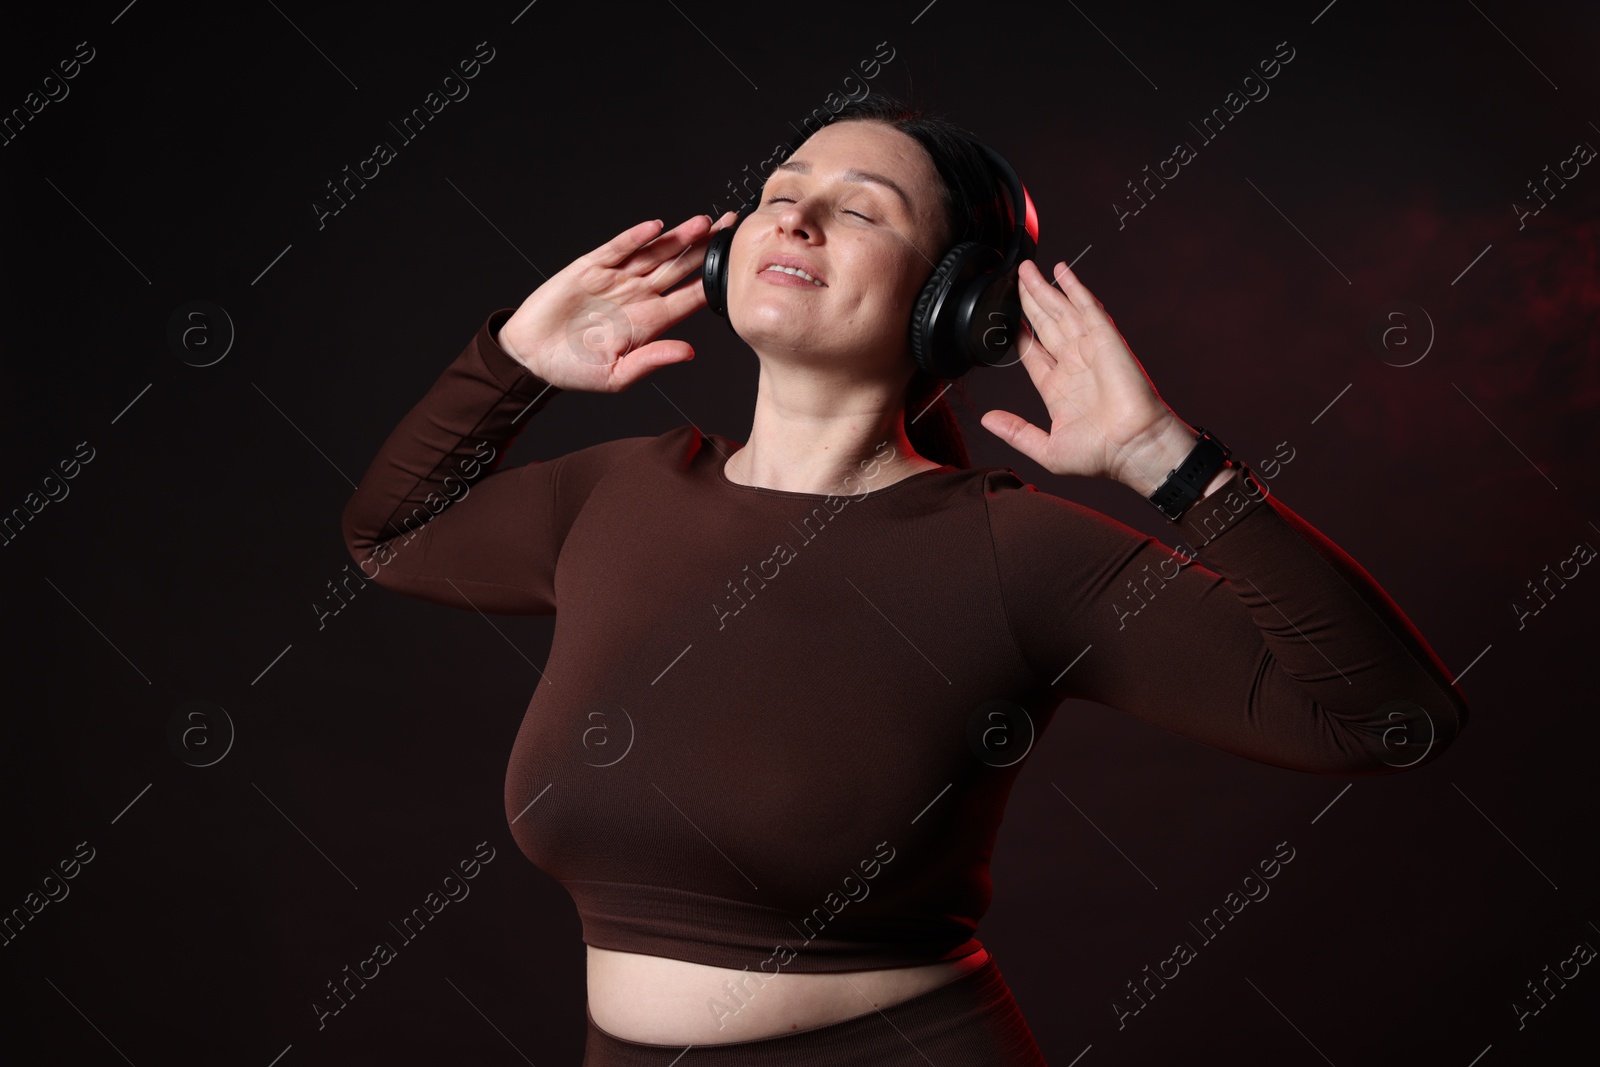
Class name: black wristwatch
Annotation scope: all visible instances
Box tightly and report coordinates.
[1146,427,1234,521]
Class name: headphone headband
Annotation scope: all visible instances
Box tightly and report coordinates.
[969,140,1039,293]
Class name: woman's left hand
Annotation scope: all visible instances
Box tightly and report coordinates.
[979,259,1194,494]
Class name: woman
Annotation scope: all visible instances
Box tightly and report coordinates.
[342,96,1467,1065]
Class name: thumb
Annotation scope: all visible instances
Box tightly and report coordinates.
[615,339,694,388]
[981,409,1051,466]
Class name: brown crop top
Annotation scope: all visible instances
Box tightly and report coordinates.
[341,307,1468,973]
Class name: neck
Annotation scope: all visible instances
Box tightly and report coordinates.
[725,374,941,496]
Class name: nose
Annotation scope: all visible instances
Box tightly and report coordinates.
[775,201,816,242]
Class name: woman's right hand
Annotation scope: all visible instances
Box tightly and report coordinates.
[494,211,740,393]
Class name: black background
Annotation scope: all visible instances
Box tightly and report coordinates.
[3,1,1598,1063]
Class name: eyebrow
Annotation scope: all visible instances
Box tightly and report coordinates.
[770,160,913,213]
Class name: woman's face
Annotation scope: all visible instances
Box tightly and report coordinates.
[727,120,952,375]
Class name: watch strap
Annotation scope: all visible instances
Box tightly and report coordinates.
[1147,427,1235,522]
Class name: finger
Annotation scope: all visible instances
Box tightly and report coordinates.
[611,338,695,390]
[629,210,739,293]
[641,212,718,253]
[1015,291,1058,361]
[979,409,1052,467]
[646,213,729,291]
[1018,271,1084,370]
[629,209,739,332]
[996,315,1044,370]
[631,213,717,277]
[589,218,670,269]
[641,268,712,333]
[1013,315,1058,399]
[1051,261,1115,328]
[1019,259,1086,340]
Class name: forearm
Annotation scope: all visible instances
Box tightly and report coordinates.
[341,308,558,567]
[1169,467,1469,770]
[988,453,1469,773]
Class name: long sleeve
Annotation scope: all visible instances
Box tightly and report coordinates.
[340,307,643,615]
[984,464,1468,774]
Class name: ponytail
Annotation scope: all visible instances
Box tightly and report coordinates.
[904,367,972,469]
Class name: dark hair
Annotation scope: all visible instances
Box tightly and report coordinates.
[801,94,1015,470]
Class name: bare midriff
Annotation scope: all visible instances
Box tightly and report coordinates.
[585,945,991,1044]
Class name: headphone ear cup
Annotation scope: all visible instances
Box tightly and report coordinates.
[910,243,980,379]
[701,225,738,318]
[965,266,1025,368]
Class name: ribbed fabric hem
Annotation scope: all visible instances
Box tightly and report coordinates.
[568,877,985,973]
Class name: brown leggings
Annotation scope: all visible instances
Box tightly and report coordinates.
[582,954,1047,1066]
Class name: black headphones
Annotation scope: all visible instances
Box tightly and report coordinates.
[700,136,1038,380]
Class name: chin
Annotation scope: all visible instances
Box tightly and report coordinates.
[731,298,816,350]
[732,318,801,353]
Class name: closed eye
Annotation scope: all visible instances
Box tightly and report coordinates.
[765,196,873,221]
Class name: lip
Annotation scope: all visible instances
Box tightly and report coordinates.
[757,253,826,286]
